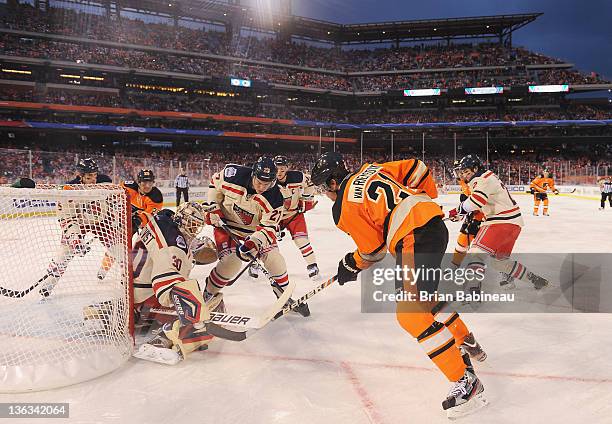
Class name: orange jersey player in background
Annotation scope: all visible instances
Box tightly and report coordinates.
[311,152,486,419]
[98,169,163,281]
[530,169,559,216]
[451,166,486,268]
[122,169,164,231]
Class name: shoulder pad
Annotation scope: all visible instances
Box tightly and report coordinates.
[147,187,163,203]
[259,185,284,209]
[222,164,252,188]
[285,170,305,184]
[97,174,112,183]
[154,213,188,253]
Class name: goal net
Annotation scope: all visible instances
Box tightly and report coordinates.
[0,184,133,392]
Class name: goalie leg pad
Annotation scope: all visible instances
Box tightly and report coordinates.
[164,320,213,358]
[170,279,209,325]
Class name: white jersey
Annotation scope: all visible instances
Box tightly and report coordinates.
[207,164,284,248]
[133,211,194,307]
[276,170,316,220]
[466,170,524,227]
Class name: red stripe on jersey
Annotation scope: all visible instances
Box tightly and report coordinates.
[253,196,270,213]
[152,277,185,293]
[498,206,520,215]
[259,227,277,243]
[471,193,487,205]
[148,222,164,249]
[287,184,302,189]
[482,171,493,179]
[221,184,245,196]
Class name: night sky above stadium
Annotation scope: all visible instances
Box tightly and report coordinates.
[290,0,612,79]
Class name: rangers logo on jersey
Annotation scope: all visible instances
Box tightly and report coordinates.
[233,203,254,225]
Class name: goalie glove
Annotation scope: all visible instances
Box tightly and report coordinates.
[337,252,362,285]
[191,236,218,265]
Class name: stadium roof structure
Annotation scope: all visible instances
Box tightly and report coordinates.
[108,1,541,45]
[288,14,543,44]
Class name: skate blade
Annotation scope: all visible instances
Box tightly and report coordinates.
[446,393,488,420]
[133,344,182,365]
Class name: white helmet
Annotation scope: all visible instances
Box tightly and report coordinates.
[174,202,206,238]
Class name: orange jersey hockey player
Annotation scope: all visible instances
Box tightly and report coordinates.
[122,169,164,231]
[529,170,559,216]
[311,152,487,419]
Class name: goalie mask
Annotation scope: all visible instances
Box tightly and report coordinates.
[174,202,206,238]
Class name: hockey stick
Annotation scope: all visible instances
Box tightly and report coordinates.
[0,238,95,298]
[218,222,288,293]
[205,275,337,342]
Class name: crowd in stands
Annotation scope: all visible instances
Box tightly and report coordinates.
[1,32,605,91]
[2,87,610,125]
[0,3,608,92]
[1,141,610,187]
[2,3,597,75]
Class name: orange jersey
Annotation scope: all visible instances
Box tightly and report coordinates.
[332,160,443,269]
[530,177,557,193]
[122,181,163,227]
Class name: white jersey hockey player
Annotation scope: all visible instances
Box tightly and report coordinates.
[38,158,118,298]
[133,203,223,365]
[272,155,319,280]
[203,157,310,317]
[448,155,549,290]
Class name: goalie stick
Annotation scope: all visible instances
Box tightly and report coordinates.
[205,275,337,342]
[0,238,95,298]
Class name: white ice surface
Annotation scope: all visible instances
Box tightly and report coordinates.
[2,194,611,423]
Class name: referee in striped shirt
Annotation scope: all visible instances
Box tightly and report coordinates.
[599,177,612,210]
[175,171,189,207]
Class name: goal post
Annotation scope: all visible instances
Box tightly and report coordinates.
[0,184,133,392]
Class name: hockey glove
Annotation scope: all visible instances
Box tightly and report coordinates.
[204,206,223,227]
[236,239,259,262]
[553,189,560,195]
[337,252,362,285]
[448,205,466,222]
[300,199,317,212]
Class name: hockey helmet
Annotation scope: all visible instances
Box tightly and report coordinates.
[77,158,99,174]
[174,202,206,238]
[457,155,482,172]
[252,157,277,183]
[311,152,349,188]
[137,169,155,182]
[273,155,289,167]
